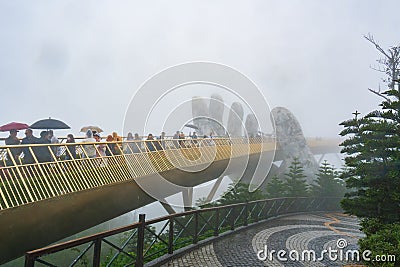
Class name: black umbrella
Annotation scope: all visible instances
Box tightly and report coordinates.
[184,124,199,130]
[30,117,70,130]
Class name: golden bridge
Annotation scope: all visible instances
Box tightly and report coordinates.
[0,137,340,263]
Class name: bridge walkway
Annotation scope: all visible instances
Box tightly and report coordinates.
[160,213,363,267]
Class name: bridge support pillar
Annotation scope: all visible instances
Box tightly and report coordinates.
[159,198,176,214]
[205,177,224,202]
[182,188,193,211]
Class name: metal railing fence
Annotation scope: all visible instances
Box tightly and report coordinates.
[0,137,274,211]
[24,197,342,267]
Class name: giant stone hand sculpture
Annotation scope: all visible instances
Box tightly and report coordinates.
[270,107,318,184]
[192,96,317,186]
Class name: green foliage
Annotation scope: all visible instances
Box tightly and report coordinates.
[216,182,266,205]
[265,175,287,198]
[102,251,136,267]
[195,197,214,208]
[358,219,400,267]
[340,36,400,266]
[339,37,400,223]
[311,160,346,198]
[284,158,309,197]
[340,98,400,223]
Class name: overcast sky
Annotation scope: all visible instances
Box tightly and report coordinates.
[0,0,398,138]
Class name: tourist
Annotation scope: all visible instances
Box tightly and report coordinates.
[134,133,141,140]
[190,131,198,146]
[94,133,106,157]
[5,129,21,164]
[179,132,186,148]
[21,129,38,164]
[173,131,180,149]
[105,135,116,156]
[132,133,142,153]
[127,132,134,140]
[112,131,122,142]
[94,133,107,166]
[48,130,60,158]
[82,130,96,158]
[112,131,122,154]
[36,131,52,162]
[154,135,163,151]
[124,132,135,154]
[146,133,156,152]
[190,131,198,139]
[159,131,166,149]
[65,134,76,160]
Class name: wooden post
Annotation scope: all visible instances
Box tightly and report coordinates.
[168,218,174,254]
[92,239,102,267]
[193,212,199,244]
[24,254,35,267]
[135,214,146,267]
[244,202,249,226]
[214,209,219,236]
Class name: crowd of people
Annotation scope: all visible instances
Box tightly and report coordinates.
[4,129,60,165]
[1,128,211,166]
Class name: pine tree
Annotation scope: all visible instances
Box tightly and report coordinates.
[284,158,309,197]
[339,35,400,224]
[265,175,287,198]
[217,182,265,205]
[311,160,346,198]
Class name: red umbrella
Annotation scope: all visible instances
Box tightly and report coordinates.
[0,122,29,132]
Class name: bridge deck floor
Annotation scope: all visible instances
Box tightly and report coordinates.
[160,213,363,267]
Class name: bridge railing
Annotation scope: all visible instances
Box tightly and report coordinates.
[0,138,274,211]
[24,197,341,267]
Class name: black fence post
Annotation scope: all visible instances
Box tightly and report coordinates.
[214,209,219,236]
[168,218,174,254]
[135,214,146,267]
[24,254,35,267]
[92,239,102,267]
[244,202,249,226]
[193,212,199,244]
[230,207,235,230]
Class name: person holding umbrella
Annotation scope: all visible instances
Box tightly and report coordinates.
[0,122,29,164]
[36,131,52,163]
[4,129,21,165]
[82,130,96,158]
[29,117,70,161]
[48,130,60,159]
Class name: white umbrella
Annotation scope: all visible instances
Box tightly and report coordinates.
[80,126,103,133]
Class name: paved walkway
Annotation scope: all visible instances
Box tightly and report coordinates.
[160,213,363,267]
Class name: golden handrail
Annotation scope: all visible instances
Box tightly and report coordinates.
[0,137,273,211]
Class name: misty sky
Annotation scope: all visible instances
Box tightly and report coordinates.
[1,0,398,138]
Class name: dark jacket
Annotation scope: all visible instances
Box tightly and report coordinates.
[21,136,39,164]
[5,136,21,163]
[35,138,52,163]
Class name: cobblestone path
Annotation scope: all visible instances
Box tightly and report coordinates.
[160,213,363,267]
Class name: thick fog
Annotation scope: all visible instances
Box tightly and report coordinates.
[0,0,398,138]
